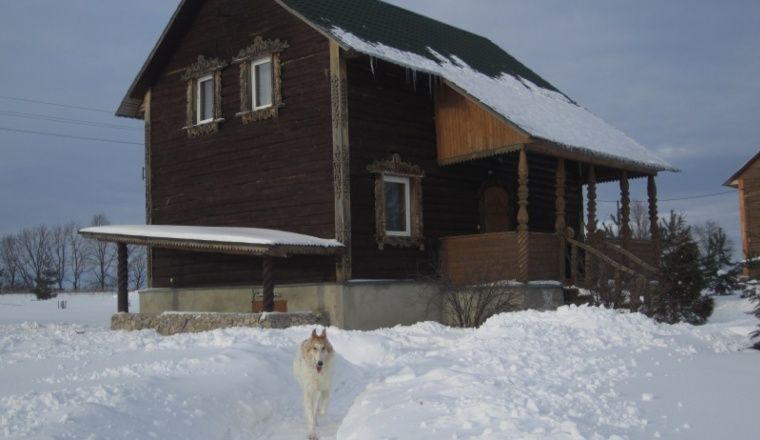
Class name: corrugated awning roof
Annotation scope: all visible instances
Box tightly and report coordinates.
[79,225,343,257]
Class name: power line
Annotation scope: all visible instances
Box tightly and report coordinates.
[0,127,142,146]
[0,95,112,114]
[600,190,734,204]
[0,110,141,131]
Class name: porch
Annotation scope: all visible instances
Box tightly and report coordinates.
[438,147,662,287]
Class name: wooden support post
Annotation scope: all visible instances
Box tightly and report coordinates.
[586,165,597,236]
[570,238,578,286]
[620,171,631,248]
[585,165,597,284]
[648,175,660,268]
[117,243,128,313]
[555,158,566,282]
[330,40,352,282]
[517,148,530,283]
[262,256,275,313]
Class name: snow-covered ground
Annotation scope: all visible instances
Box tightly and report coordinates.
[0,293,757,439]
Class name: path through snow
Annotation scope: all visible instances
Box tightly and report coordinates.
[0,293,757,439]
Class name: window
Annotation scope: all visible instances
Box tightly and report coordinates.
[233,36,289,124]
[383,175,411,236]
[197,74,215,124]
[181,55,227,137]
[252,57,273,110]
[367,154,425,250]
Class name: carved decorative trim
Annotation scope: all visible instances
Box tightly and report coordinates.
[181,55,228,81]
[368,154,425,250]
[236,38,288,124]
[233,36,290,62]
[183,61,224,138]
[367,153,425,177]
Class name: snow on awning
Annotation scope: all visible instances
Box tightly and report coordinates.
[79,225,344,257]
[328,27,675,173]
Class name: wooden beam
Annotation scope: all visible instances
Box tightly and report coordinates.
[117,243,128,313]
[555,158,566,282]
[330,40,352,282]
[620,171,631,248]
[586,165,597,236]
[648,175,660,268]
[262,256,275,313]
[144,89,153,288]
[517,148,530,282]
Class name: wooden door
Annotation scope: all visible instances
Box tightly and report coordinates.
[481,185,511,233]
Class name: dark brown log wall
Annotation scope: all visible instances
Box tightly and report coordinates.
[347,56,582,280]
[149,0,336,287]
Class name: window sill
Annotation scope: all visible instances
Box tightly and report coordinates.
[237,106,280,124]
[182,118,224,138]
[376,234,425,251]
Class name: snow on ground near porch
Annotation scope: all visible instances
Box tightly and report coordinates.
[0,294,757,439]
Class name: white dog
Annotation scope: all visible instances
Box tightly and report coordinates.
[293,329,335,440]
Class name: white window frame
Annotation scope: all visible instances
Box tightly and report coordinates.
[251,56,273,111]
[196,74,215,125]
[383,175,412,237]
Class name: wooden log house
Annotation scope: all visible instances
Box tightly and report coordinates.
[725,150,760,277]
[84,0,675,329]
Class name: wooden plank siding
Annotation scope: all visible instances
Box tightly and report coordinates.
[148,0,336,287]
[440,232,560,285]
[347,55,581,280]
[435,84,530,165]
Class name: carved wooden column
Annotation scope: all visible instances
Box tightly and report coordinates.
[648,175,660,267]
[585,165,598,284]
[330,40,352,282]
[555,158,566,282]
[517,148,530,283]
[620,171,631,249]
[262,256,275,313]
[117,243,129,313]
[586,165,597,236]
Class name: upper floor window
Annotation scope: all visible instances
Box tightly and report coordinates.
[181,55,227,137]
[233,36,289,124]
[197,74,215,124]
[252,56,273,110]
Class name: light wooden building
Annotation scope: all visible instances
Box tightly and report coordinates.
[725,150,760,277]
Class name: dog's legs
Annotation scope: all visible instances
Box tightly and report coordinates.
[318,389,330,416]
[304,391,317,439]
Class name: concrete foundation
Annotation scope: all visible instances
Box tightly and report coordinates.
[138,280,564,330]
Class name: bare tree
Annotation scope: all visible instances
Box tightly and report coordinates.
[67,223,90,291]
[50,224,72,290]
[1,235,21,291]
[88,214,115,291]
[16,226,54,291]
[128,246,148,291]
[631,201,650,239]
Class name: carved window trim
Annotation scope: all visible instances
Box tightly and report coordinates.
[181,55,227,138]
[233,36,289,124]
[367,154,425,250]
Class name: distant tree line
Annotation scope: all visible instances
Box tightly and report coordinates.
[0,214,146,298]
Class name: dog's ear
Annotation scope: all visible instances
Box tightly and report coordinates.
[311,329,318,339]
[320,329,327,338]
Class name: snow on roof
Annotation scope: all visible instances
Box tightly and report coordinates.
[330,27,675,172]
[79,225,343,249]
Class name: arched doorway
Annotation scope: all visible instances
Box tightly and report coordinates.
[480,185,512,233]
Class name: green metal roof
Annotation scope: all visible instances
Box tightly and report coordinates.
[278,0,560,93]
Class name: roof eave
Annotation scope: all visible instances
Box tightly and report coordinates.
[115,0,201,119]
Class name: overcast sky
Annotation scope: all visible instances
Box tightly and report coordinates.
[1,0,759,257]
